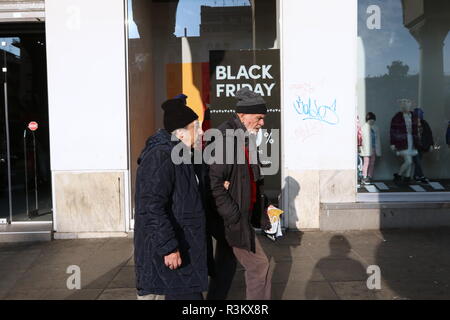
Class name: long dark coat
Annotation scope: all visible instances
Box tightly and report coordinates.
[208,114,271,253]
[134,129,208,296]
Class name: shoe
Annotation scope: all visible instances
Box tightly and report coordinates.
[362,177,372,185]
[420,177,429,184]
[413,176,429,184]
[393,174,401,182]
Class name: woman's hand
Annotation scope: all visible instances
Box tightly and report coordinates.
[164,250,182,270]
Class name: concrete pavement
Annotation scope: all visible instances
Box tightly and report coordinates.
[1,229,450,300]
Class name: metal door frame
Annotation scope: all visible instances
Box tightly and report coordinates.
[0,3,50,224]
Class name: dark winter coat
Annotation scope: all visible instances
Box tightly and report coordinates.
[193,162,217,278]
[390,111,420,151]
[134,129,208,296]
[208,114,271,253]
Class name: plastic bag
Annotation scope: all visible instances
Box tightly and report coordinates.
[264,205,284,241]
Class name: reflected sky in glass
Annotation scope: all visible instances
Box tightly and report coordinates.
[358,0,450,77]
[128,0,140,39]
[0,38,20,57]
[174,0,250,37]
[128,0,250,39]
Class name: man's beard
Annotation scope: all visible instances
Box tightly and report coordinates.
[193,136,202,150]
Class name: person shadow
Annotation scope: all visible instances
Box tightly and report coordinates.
[305,235,372,300]
[261,176,302,300]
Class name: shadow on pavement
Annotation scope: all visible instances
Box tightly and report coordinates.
[375,228,450,300]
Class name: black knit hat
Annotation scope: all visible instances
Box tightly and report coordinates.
[235,87,267,114]
[161,98,198,133]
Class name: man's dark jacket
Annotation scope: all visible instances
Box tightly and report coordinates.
[134,129,208,296]
[208,114,271,253]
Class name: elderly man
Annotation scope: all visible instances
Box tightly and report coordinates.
[207,88,272,300]
[134,98,207,300]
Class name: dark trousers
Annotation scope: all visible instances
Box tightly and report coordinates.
[207,239,237,300]
[165,292,203,300]
[413,152,424,177]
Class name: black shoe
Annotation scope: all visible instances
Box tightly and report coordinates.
[419,177,429,184]
[393,174,401,182]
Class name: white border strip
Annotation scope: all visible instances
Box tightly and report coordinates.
[357,192,450,203]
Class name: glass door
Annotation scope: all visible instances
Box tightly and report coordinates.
[0,23,52,223]
[0,43,11,222]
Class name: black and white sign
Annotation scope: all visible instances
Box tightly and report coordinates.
[209,49,281,203]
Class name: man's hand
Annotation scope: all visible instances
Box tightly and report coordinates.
[223,181,230,190]
[164,250,182,270]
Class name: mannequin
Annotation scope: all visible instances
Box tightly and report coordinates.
[390,99,419,183]
[412,108,434,183]
[357,115,364,183]
[359,112,381,184]
[446,121,450,148]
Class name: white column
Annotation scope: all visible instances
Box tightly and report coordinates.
[281,0,358,229]
[46,0,129,237]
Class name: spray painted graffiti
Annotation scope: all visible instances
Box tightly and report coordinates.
[293,97,339,125]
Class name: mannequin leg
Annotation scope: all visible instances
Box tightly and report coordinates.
[357,156,363,180]
[405,155,413,178]
[398,153,413,177]
[362,157,370,178]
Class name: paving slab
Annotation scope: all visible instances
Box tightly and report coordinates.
[97,288,138,300]
[379,280,450,300]
[274,281,339,300]
[126,256,135,266]
[4,289,46,300]
[11,264,71,290]
[81,266,123,290]
[107,266,136,289]
[315,258,369,282]
[271,260,325,283]
[330,281,378,300]
[30,288,103,300]
[0,250,42,272]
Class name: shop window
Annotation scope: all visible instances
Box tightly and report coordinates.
[127,0,280,219]
[357,0,450,196]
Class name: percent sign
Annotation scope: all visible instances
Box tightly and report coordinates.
[264,131,274,144]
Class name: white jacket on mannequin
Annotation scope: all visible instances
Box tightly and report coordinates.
[359,123,381,157]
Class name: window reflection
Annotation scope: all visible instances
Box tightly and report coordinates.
[175,0,251,37]
[357,0,450,193]
[127,0,279,215]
